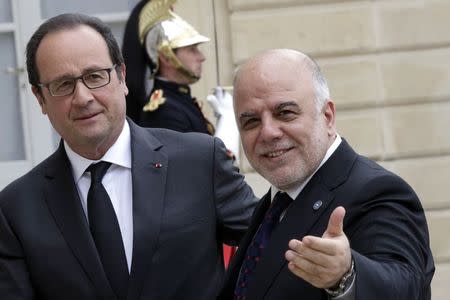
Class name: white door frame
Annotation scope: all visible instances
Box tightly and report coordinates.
[0,0,54,189]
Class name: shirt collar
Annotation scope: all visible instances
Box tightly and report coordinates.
[271,134,342,200]
[64,120,132,183]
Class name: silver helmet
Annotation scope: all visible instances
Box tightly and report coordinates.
[138,0,209,80]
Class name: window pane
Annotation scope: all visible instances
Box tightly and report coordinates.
[41,0,141,18]
[0,33,25,161]
[0,0,12,22]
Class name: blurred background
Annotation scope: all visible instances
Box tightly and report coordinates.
[0,1,448,298]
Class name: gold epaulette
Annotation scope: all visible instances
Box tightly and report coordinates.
[143,89,166,112]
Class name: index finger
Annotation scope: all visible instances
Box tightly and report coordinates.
[301,235,341,256]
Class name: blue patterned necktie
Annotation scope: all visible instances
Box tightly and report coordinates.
[87,161,129,300]
[234,192,293,300]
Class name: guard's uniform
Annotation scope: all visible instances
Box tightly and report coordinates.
[122,0,236,267]
[140,78,214,134]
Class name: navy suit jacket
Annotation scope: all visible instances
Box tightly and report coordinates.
[0,121,257,300]
[219,139,434,300]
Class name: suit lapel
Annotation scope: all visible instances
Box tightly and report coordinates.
[246,139,358,298]
[247,176,335,298]
[43,144,115,298]
[127,123,168,299]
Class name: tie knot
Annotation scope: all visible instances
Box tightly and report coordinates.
[87,161,111,183]
[270,192,293,216]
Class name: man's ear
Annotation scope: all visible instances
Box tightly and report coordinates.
[323,99,336,136]
[118,63,126,82]
[158,52,170,66]
[31,85,47,115]
[119,63,129,96]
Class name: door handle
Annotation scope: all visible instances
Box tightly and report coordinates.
[5,66,25,75]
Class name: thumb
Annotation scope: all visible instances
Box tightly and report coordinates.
[323,206,346,238]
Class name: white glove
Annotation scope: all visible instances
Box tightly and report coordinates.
[207,87,240,161]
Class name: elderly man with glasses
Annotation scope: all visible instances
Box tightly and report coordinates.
[0,13,257,300]
[37,64,119,97]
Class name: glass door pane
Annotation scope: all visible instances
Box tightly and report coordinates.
[0,0,12,22]
[40,0,141,18]
[0,12,25,161]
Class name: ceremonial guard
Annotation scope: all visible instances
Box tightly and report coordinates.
[122,0,214,135]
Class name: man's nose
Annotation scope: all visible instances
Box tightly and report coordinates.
[72,79,94,105]
[198,50,206,62]
[259,118,283,141]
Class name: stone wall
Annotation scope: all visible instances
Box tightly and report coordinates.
[177,1,450,297]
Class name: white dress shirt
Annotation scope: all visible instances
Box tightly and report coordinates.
[64,120,133,272]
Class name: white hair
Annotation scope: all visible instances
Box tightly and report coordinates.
[233,49,331,113]
[308,58,330,112]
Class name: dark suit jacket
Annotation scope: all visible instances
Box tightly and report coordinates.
[0,121,257,300]
[219,139,434,300]
[139,79,212,134]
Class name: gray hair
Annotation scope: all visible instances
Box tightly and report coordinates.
[26,13,124,87]
[306,57,330,112]
[233,49,331,113]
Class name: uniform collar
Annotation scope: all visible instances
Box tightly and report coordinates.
[154,77,191,96]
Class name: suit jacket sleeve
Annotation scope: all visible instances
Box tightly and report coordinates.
[0,203,35,299]
[347,173,434,300]
[211,137,258,246]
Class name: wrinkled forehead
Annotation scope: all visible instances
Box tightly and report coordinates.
[238,51,311,85]
[36,26,111,79]
[235,55,312,97]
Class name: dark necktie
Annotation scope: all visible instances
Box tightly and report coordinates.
[234,192,293,300]
[87,162,128,300]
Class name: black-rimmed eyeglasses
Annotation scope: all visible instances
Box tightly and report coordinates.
[37,64,118,97]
